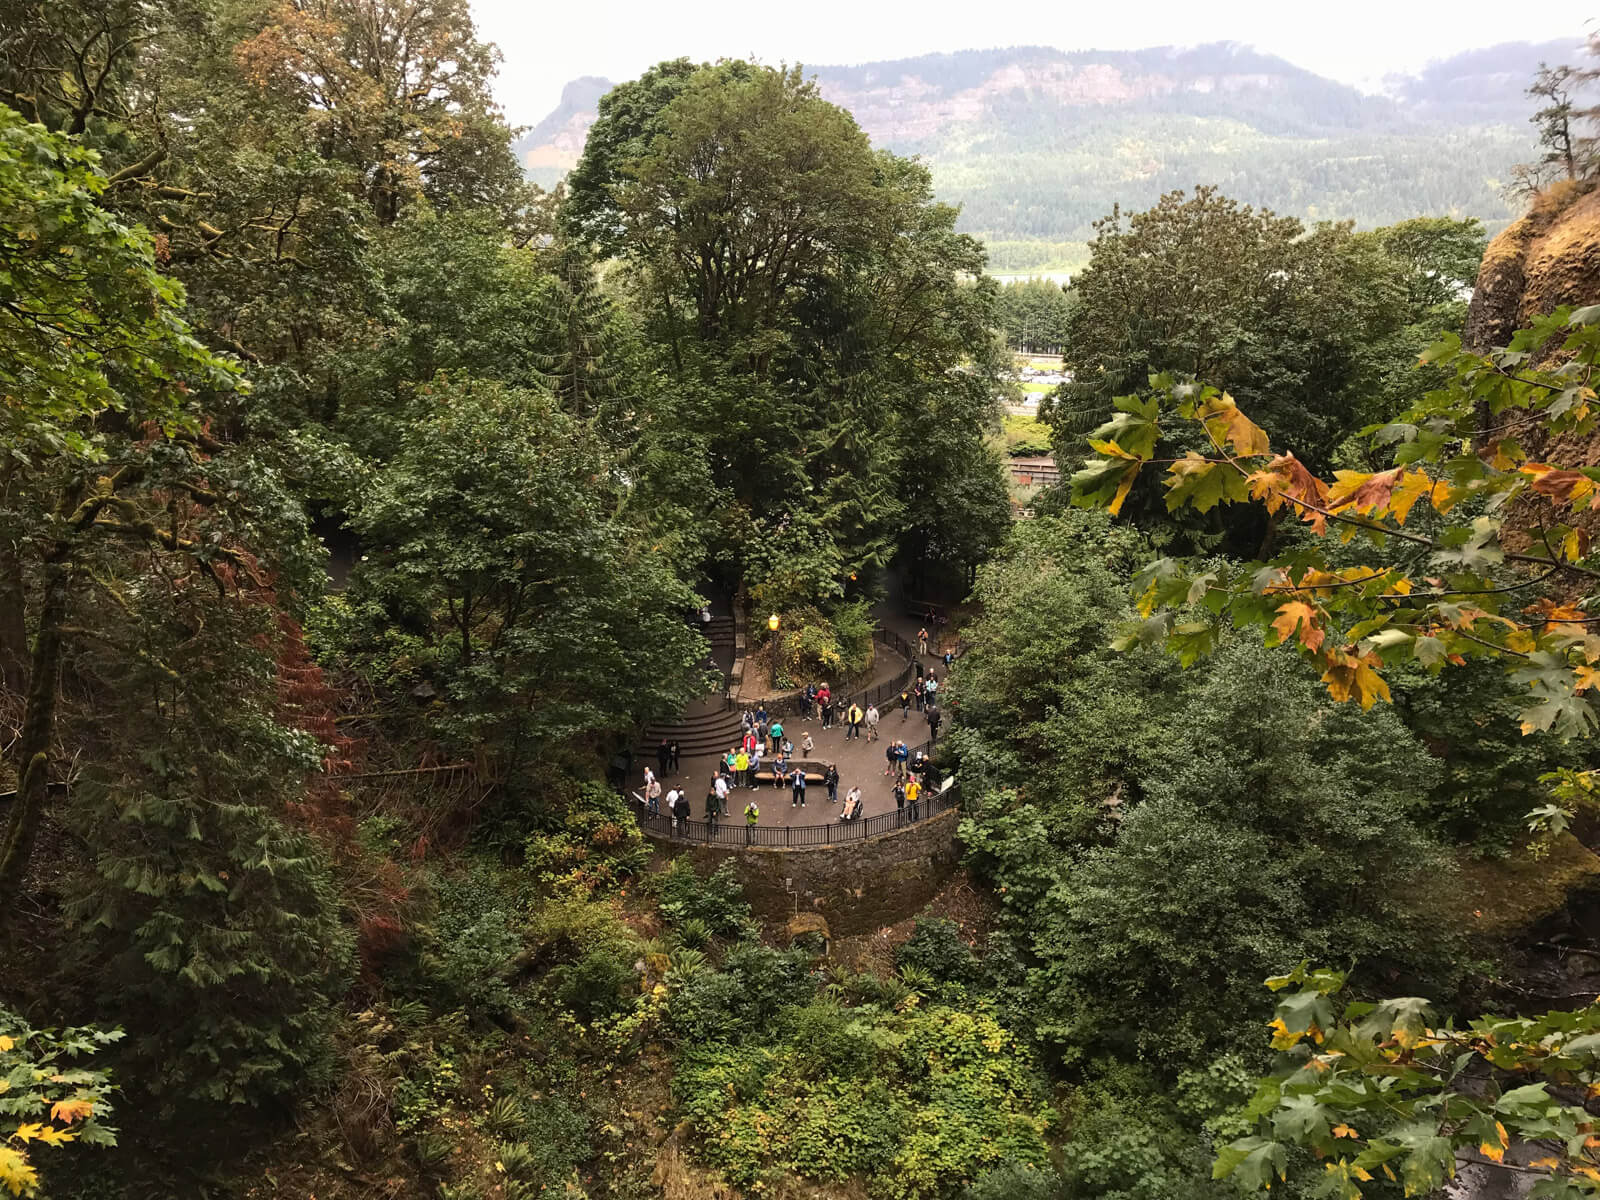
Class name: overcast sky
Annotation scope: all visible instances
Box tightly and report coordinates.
[469,0,1594,126]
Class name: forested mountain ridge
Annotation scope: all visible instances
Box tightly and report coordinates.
[517,39,1572,271]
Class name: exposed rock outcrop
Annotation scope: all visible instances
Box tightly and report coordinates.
[1465,180,1600,352]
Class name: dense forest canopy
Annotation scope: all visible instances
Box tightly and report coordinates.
[4,6,1600,1200]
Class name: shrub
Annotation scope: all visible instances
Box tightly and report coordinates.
[895,918,979,987]
[547,950,638,1023]
[654,859,752,939]
[961,1163,1065,1200]
[665,945,814,1041]
[526,893,643,968]
[673,1002,1054,1199]
[524,783,649,896]
[427,865,523,1016]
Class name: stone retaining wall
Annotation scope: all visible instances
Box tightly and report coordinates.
[659,805,962,936]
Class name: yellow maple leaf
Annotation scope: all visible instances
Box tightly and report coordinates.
[0,1145,40,1199]
[1199,393,1271,457]
[1332,1124,1359,1139]
[1387,471,1437,525]
[0,1037,12,1053]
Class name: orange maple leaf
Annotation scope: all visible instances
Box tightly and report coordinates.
[1321,651,1392,710]
[1522,463,1599,509]
[1531,599,1591,634]
[1271,601,1326,653]
[50,1099,93,1124]
[1248,454,1333,534]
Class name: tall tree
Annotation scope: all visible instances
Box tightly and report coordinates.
[0,107,246,909]
[566,61,1009,591]
[1042,187,1409,477]
[332,378,708,782]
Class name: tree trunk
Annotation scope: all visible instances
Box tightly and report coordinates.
[0,563,69,913]
[0,464,27,691]
[0,547,26,693]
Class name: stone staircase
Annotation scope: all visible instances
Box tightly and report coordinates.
[637,615,742,758]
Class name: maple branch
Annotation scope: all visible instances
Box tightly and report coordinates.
[1191,417,1600,578]
[1505,551,1600,582]
[1385,565,1564,603]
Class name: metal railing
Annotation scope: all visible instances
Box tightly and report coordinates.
[633,779,961,849]
[742,627,926,720]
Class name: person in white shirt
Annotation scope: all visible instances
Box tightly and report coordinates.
[712,773,730,816]
[842,785,863,820]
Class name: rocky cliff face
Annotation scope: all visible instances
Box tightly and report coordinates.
[1466,181,1600,352]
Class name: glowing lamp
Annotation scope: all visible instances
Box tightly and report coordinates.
[768,614,781,632]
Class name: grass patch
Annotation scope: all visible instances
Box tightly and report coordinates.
[1001,413,1052,456]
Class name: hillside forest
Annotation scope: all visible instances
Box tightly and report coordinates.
[515,40,1575,275]
[7,5,1600,1200]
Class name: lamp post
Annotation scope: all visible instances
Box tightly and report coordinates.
[768,614,781,687]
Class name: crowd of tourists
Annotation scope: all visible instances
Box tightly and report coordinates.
[636,624,958,836]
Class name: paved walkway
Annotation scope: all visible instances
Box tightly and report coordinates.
[640,610,955,829]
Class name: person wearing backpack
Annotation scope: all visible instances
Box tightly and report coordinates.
[899,689,910,720]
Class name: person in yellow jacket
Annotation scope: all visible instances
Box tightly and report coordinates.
[743,797,760,844]
[904,777,921,819]
[734,748,750,788]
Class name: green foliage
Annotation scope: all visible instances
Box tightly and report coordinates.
[894,919,979,990]
[427,866,524,1018]
[524,784,650,898]
[1044,187,1411,488]
[664,945,815,1042]
[63,597,353,1108]
[1058,1067,1235,1200]
[1068,307,1600,739]
[547,951,638,1024]
[766,602,876,689]
[1218,964,1600,1199]
[995,278,1074,351]
[958,1163,1065,1200]
[569,60,1010,587]
[525,894,643,970]
[672,1000,1054,1199]
[952,512,1459,1066]
[1001,414,1055,457]
[0,104,240,465]
[0,1010,121,1199]
[653,860,753,941]
[335,376,707,775]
